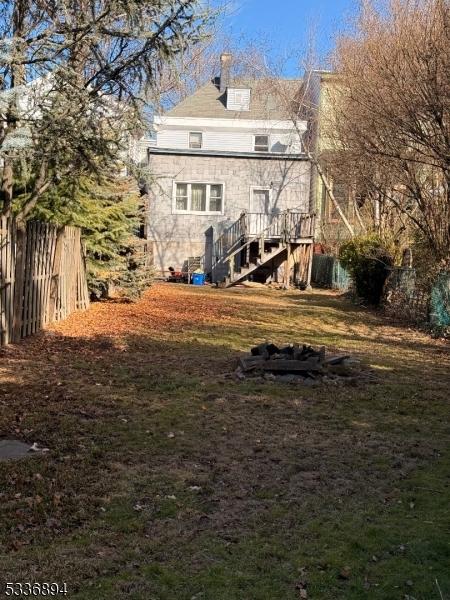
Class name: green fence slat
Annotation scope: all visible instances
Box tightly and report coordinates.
[430,272,450,327]
[311,254,351,290]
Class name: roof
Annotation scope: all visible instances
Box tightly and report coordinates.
[166,78,302,121]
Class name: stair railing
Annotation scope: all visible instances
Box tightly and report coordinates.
[219,211,287,271]
[212,210,316,282]
[213,212,246,264]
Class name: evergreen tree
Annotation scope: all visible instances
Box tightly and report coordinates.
[0,0,214,219]
[0,1,213,299]
[33,173,153,300]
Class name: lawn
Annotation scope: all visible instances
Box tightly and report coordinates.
[0,283,449,599]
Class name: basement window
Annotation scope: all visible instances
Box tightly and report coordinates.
[174,182,224,214]
[254,135,269,152]
[189,132,203,149]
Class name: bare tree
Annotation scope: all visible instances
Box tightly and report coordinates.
[254,65,358,241]
[145,33,272,114]
[330,0,450,261]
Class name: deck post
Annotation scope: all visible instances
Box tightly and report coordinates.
[306,243,314,290]
[283,243,291,289]
[283,210,289,243]
[241,212,247,238]
[242,212,249,266]
[291,244,299,286]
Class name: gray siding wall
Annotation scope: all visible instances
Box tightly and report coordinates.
[147,153,311,274]
[157,129,299,153]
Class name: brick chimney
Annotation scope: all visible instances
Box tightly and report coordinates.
[219,53,232,94]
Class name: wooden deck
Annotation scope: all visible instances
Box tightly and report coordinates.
[211,211,315,287]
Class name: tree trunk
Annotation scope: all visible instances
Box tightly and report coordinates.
[1,162,14,217]
[15,161,50,221]
[309,153,355,237]
[1,0,27,216]
[374,197,381,232]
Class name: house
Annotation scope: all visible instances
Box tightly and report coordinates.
[1,73,146,173]
[304,70,360,246]
[145,54,316,287]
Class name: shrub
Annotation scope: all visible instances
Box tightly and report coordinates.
[339,235,393,305]
[109,237,154,302]
[32,174,153,301]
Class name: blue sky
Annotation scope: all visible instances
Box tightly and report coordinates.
[223,0,357,75]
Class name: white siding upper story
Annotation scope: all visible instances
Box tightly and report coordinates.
[153,116,306,154]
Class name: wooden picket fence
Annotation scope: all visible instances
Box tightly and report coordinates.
[0,217,89,346]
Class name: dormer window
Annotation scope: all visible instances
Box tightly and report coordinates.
[226,88,251,111]
[189,132,203,149]
[254,135,269,152]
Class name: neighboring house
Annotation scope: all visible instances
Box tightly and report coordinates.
[305,70,359,245]
[127,133,156,167]
[1,72,145,173]
[0,74,54,160]
[145,54,316,286]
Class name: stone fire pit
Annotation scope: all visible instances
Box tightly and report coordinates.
[235,342,373,386]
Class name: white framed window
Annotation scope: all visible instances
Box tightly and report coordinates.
[254,134,270,152]
[175,183,189,211]
[189,131,203,149]
[173,182,224,215]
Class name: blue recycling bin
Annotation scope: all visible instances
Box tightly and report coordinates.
[192,273,206,286]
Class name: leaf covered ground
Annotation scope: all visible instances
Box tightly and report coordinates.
[0,283,449,599]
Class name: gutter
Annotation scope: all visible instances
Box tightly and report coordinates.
[148,147,309,161]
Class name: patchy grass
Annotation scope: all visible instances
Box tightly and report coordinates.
[0,283,449,599]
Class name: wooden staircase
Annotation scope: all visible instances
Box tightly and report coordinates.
[211,210,315,288]
[223,242,287,287]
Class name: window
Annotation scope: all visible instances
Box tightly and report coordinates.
[189,132,203,149]
[174,183,223,214]
[254,135,269,152]
[191,184,206,211]
[175,183,188,211]
[226,88,251,111]
[209,185,223,212]
[235,91,247,106]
